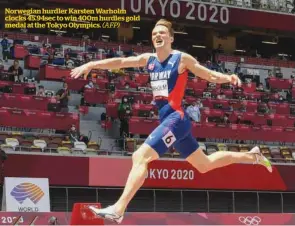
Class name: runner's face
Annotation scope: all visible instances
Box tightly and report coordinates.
[152,25,172,49]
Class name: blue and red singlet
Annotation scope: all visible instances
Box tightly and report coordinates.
[144,50,199,158]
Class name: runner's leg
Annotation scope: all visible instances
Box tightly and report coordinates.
[186,146,272,173]
[113,143,159,215]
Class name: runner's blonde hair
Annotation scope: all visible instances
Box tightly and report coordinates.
[155,19,174,37]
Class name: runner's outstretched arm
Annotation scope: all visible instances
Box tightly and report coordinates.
[182,53,241,86]
[71,53,151,79]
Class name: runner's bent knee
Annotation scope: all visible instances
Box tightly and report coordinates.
[186,148,211,173]
[132,143,159,165]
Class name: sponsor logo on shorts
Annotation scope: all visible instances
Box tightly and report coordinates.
[148,134,154,140]
[162,131,176,148]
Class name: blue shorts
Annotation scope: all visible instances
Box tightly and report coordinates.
[144,109,199,158]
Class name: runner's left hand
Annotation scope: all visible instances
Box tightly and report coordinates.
[230,74,242,87]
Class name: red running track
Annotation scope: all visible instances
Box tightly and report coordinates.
[0,212,294,225]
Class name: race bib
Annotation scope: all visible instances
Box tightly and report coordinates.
[162,131,176,148]
[151,80,168,97]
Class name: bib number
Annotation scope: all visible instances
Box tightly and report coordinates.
[151,80,168,97]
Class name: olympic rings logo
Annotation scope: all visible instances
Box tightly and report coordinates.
[239,216,262,225]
